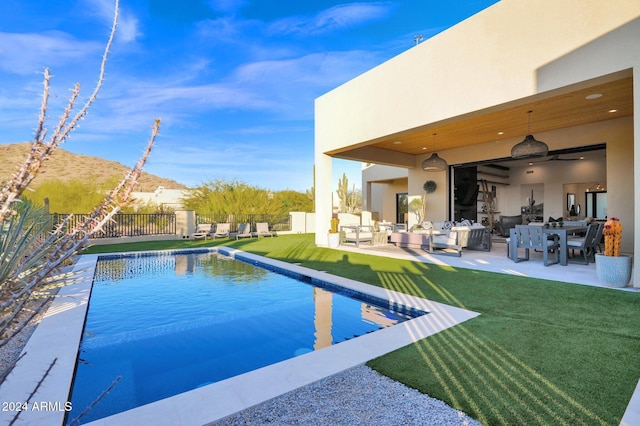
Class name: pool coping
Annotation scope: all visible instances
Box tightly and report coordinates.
[0,248,479,426]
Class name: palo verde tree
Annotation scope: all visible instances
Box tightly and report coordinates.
[182,178,312,215]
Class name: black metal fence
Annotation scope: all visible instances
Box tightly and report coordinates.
[49,212,291,238]
[50,213,177,239]
[195,213,292,232]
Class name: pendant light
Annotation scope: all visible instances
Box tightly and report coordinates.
[511,110,549,158]
[422,133,448,172]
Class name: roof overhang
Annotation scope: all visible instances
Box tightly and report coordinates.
[326,70,633,167]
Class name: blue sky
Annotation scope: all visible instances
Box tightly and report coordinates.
[0,0,498,192]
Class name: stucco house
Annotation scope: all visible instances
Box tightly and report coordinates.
[131,186,188,211]
[314,0,639,285]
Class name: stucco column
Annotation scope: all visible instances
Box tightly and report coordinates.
[363,181,372,212]
[315,153,332,246]
[175,210,195,238]
[634,65,640,288]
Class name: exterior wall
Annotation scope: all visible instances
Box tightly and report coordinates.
[316,1,640,155]
[381,179,408,224]
[290,211,315,234]
[362,164,408,223]
[131,186,188,210]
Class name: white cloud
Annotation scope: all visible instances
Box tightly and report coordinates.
[83,0,140,43]
[62,46,384,138]
[0,31,102,75]
[268,2,396,36]
[145,143,313,190]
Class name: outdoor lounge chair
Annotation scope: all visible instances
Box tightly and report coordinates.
[191,224,212,240]
[234,223,253,239]
[255,222,274,237]
[212,223,230,239]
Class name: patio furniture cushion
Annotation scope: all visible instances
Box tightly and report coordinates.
[341,225,374,247]
[191,224,212,240]
[389,232,429,250]
[390,223,490,254]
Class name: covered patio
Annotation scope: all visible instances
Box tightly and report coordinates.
[314,0,639,286]
[335,238,636,289]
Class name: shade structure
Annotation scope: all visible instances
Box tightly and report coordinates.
[422,152,448,171]
[511,134,549,158]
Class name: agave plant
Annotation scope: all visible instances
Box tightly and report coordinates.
[0,200,61,342]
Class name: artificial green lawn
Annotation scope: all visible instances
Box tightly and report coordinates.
[83,234,640,425]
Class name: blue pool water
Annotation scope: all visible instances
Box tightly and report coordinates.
[67,250,422,424]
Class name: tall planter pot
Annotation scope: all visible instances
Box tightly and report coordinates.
[595,253,632,288]
[327,232,340,248]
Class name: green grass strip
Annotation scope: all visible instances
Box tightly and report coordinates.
[83,234,640,425]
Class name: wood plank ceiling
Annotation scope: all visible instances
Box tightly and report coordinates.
[329,73,633,159]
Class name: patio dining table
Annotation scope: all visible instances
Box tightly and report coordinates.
[542,225,589,266]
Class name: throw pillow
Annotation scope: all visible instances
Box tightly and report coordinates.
[421,221,433,230]
[442,220,454,230]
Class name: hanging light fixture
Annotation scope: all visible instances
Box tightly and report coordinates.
[587,183,605,192]
[511,110,549,158]
[422,133,448,172]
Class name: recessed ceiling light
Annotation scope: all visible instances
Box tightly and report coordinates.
[422,147,427,150]
[497,131,504,135]
[528,162,533,166]
[392,141,402,145]
[609,109,618,113]
[585,93,603,100]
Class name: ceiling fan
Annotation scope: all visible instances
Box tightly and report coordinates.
[532,154,584,163]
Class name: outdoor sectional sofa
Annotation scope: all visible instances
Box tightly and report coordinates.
[389,221,491,256]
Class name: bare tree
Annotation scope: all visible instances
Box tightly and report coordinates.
[0,0,159,351]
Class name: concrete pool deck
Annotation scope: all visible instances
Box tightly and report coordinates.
[0,248,479,425]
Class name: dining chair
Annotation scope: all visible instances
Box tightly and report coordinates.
[509,225,559,266]
[567,222,602,264]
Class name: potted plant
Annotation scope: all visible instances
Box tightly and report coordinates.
[595,217,633,287]
[409,180,437,228]
[409,198,424,226]
[327,216,340,248]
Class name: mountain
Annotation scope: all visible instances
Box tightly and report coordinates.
[0,143,187,191]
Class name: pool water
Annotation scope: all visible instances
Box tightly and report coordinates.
[67,251,417,424]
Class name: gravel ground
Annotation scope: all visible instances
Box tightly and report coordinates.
[0,299,52,377]
[211,364,481,426]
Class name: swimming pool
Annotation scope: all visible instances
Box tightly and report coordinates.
[67,248,425,424]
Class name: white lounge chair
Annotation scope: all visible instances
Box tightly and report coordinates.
[255,222,274,238]
[191,224,212,240]
[212,223,230,239]
[234,223,253,240]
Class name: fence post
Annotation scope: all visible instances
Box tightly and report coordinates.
[175,210,196,238]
